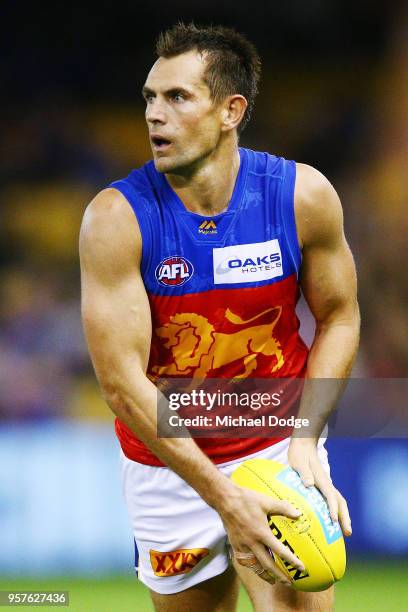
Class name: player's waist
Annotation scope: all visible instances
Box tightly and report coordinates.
[115,418,286,466]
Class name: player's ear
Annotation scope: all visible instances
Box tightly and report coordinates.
[220,95,248,132]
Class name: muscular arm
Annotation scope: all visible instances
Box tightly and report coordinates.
[289,164,360,532]
[80,188,229,504]
[296,163,360,383]
[295,164,360,436]
[79,188,303,582]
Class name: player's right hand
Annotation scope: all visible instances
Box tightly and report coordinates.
[217,485,305,585]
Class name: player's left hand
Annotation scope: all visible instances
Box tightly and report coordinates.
[288,438,352,537]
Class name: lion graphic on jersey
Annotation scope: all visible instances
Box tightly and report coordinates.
[151,306,284,378]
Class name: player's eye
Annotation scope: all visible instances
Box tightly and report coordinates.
[142,90,155,103]
[171,93,185,102]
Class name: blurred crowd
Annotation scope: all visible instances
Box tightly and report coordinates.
[1,5,407,422]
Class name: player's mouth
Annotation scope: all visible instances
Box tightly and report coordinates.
[150,135,172,152]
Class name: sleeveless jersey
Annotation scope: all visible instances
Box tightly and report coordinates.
[110,147,309,466]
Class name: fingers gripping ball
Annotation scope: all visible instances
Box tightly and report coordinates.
[231,459,346,592]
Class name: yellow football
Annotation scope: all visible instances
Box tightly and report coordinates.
[231,458,346,592]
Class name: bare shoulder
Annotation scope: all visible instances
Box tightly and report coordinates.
[294,163,344,249]
[79,187,142,277]
[80,187,140,251]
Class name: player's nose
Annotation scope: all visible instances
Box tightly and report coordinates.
[145,98,167,125]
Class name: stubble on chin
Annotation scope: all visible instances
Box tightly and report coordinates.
[153,152,188,175]
[153,157,175,174]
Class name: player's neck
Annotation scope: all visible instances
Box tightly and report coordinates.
[165,136,241,216]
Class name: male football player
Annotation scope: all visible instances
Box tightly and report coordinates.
[80,23,359,611]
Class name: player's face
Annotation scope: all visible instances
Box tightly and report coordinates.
[143,51,224,174]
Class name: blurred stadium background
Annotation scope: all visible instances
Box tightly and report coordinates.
[1,1,408,610]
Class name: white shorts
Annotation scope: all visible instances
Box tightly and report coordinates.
[120,438,330,595]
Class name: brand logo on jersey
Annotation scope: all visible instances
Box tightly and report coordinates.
[155,256,194,286]
[213,239,283,285]
[149,548,209,577]
[198,220,217,235]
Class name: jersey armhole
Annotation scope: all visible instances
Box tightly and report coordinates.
[281,159,302,277]
[109,180,152,277]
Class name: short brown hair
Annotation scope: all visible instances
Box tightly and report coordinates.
[156,22,261,132]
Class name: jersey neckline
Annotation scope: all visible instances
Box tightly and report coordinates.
[157,147,249,219]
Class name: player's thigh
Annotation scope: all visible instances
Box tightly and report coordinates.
[270,582,334,612]
[234,560,334,612]
[150,565,240,612]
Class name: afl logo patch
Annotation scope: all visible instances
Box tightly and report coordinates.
[155,256,194,286]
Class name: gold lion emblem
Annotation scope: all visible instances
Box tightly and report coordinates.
[151,306,284,378]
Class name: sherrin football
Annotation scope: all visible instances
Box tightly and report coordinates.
[231,459,346,592]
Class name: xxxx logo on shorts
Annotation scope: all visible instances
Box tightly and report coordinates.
[149,547,209,577]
